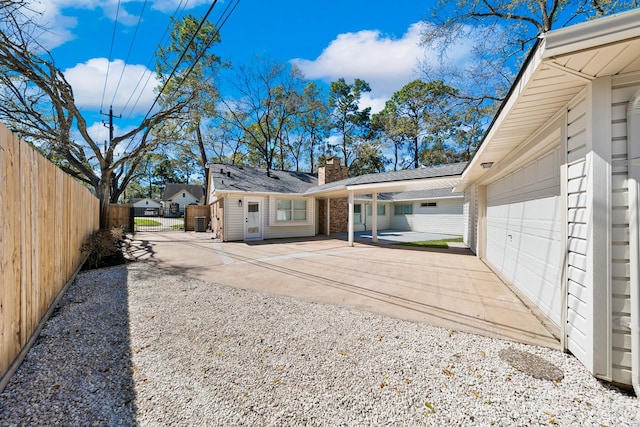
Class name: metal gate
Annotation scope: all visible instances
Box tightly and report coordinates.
[133,205,186,232]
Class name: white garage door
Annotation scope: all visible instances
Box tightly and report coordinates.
[486,148,563,327]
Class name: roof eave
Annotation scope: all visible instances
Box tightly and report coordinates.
[543,8,640,59]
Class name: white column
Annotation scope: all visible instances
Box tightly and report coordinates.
[326,198,331,236]
[626,90,640,396]
[586,76,612,378]
[348,191,354,246]
[371,192,378,243]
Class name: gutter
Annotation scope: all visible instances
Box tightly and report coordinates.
[627,90,640,397]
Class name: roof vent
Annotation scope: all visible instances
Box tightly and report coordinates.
[227,171,231,178]
[220,168,224,174]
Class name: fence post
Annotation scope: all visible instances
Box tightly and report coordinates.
[129,206,135,233]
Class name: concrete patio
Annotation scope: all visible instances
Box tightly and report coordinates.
[128,232,559,348]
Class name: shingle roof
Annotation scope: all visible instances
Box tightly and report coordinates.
[163,184,205,201]
[210,163,317,194]
[307,162,467,194]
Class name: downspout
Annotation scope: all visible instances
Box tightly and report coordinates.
[627,91,640,397]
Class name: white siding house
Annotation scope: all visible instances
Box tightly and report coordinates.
[456,9,640,392]
[207,164,318,242]
[209,163,466,243]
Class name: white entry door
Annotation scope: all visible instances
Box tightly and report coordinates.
[244,198,263,240]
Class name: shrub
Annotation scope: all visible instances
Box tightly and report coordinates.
[81,227,126,269]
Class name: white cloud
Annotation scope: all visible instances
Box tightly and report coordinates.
[292,23,425,100]
[25,0,207,49]
[292,22,476,110]
[360,93,388,115]
[64,58,159,115]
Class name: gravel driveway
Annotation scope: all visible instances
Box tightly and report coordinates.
[1,262,638,426]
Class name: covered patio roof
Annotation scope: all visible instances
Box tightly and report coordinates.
[307,162,466,198]
[456,8,640,192]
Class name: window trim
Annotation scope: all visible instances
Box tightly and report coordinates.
[394,203,413,215]
[270,196,312,226]
[366,204,386,216]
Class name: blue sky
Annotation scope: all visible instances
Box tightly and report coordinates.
[30,0,460,146]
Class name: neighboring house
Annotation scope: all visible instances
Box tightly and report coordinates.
[163,184,205,215]
[128,197,162,216]
[455,8,640,393]
[207,159,466,242]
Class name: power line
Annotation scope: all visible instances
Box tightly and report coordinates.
[163,0,240,104]
[100,0,122,114]
[120,0,191,119]
[122,0,241,155]
[110,0,149,108]
[141,0,221,120]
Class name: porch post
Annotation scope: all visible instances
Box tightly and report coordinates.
[371,192,378,243]
[348,191,354,246]
[326,198,331,236]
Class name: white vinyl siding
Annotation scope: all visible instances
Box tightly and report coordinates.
[222,195,315,241]
[608,77,640,385]
[486,146,563,327]
[565,94,590,363]
[390,199,464,235]
[363,202,391,231]
[224,196,245,241]
[463,184,478,253]
[266,196,315,239]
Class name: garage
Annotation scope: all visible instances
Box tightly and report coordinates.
[485,147,563,327]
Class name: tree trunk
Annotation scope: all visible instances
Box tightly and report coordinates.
[97,170,113,230]
[195,123,208,197]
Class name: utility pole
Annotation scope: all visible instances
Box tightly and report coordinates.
[101,106,121,154]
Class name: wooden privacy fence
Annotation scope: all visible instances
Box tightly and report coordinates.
[108,204,133,231]
[107,204,210,232]
[185,205,210,231]
[0,123,99,388]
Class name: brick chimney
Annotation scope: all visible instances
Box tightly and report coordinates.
[317,157,350,235]
[318,156,348,185]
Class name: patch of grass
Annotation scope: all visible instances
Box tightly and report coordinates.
[134,218,161,226]
[397,237,463,248]
[171,224,184,230]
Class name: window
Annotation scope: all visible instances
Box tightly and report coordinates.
[421,202,437,207]
[394,204,413,215]
[354,204,362,223]
[366,204,386,216]
[276,199,307,221]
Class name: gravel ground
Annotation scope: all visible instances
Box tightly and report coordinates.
[1,262,638,426]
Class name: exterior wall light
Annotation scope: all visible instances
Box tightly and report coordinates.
[238,199,242,207]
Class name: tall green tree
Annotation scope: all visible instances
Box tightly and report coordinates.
[0,2,189,228]
[374,80,458,169]
[155,14,225,196]
[371,103,406,171]
[328,78,372,169]
[348,140,390,176]
[289,81,329,172]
